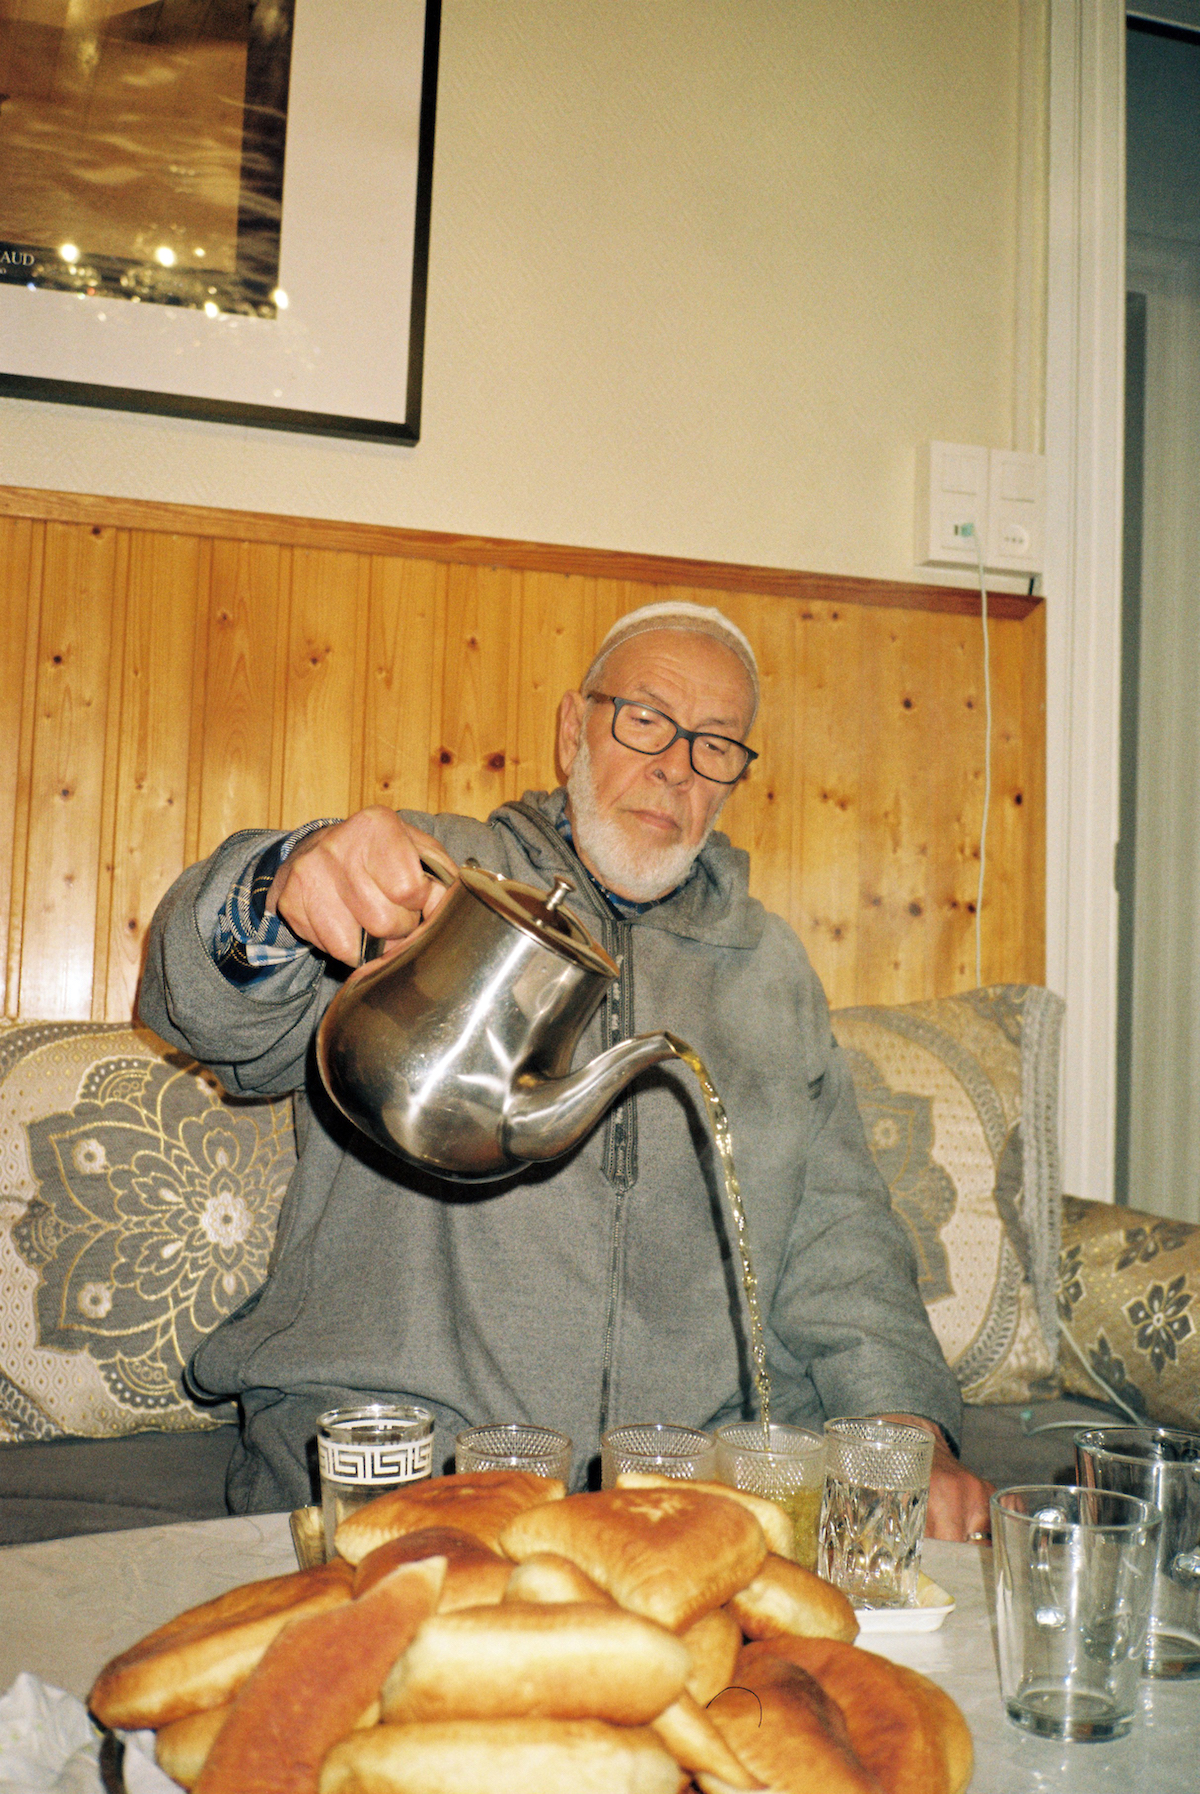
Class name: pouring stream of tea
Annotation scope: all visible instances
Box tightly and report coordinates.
[664,1032,771,1430]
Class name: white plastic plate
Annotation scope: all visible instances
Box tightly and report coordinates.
[853,1574,955,1633]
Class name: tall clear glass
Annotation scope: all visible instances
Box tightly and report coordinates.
[1075,1425,1200,1679]
[992,1484,1161,1741]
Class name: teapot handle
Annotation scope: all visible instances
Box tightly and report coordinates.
[360,846,459,965]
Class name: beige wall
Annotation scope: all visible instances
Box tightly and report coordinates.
[0,0,1026,585]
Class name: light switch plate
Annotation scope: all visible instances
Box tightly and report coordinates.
[916,441,990,568]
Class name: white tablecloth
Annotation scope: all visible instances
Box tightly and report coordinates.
[2,1517,1196,1792]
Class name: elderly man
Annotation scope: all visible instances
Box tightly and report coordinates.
[141,601,992,1537]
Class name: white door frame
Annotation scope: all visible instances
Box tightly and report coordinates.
[1043,0,1126,1202]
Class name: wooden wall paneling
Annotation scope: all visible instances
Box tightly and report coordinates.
[192,539,290,856]
[789,602,865,1010]
[980,611,1037,988]
[0,517,43,1017]
[280,548,370,827]
[363,554,448,817]
[101,532,206,1020]
[89,528,131,1020]
[916,608,976,996]
[0,486,1048,1022]
[723,591,797,932]
[434,563,520,820]
[512,570,597,797]
[853,608,939,1006]
[19,522,125,1019]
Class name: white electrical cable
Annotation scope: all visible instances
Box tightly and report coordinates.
[969,525,992,989]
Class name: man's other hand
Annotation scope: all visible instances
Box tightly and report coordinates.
[266,807,456,966]
[875,1413,994,1542]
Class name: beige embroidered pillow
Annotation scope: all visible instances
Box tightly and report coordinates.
[832,986,1064,1404]
[1058,1195,1199,1430]
[0,1019,294,1441]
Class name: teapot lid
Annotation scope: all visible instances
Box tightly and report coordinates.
[459,864,619,979]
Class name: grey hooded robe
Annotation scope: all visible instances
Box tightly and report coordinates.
[139,789,961,1509]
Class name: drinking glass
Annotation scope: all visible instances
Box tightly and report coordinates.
[317,1402,434,1560]
[455,1423,573,1482]
[715,1422,826,1568]
[817,1418,934,1608]
[992,1484,1161,1740]
[600,1423,717,1489]
[1075,1425,1200,1679]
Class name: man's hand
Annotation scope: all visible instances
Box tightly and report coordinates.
[267,806,455,966]
[875,1413,994,1541]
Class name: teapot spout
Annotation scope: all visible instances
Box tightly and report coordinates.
[504,1033,680,1164]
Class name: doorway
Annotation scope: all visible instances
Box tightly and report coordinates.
[1117,14,1200,1223]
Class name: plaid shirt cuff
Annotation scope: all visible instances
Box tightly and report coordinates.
[213,819,341,986]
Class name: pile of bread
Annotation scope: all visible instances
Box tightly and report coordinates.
[89,1469,973,1794]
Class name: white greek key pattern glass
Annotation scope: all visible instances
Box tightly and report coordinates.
[316,1403,434,1559]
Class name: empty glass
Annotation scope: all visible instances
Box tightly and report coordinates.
[600,1423,717,1489]
[1075,1425,1200,1679]
[715,1422,826,1568]
[455,1423,573,1482]
[992,1484,1161,1741]
[817,1418,934,1608]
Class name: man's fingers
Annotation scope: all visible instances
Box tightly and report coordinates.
[925,1457,995,1541]
[268,810,458,963]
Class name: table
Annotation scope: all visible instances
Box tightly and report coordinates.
[1,1520,1196,1792]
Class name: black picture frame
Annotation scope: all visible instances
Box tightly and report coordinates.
[0,0,440,445]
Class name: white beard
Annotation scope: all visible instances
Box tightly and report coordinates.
[565,735,717,901]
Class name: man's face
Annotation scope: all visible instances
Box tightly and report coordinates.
[557,630,756,900]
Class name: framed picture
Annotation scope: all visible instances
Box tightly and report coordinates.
[0,0,440,443]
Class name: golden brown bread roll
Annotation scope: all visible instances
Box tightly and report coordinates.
[650,1690,763,1790]
[89,1558,355,1729]
[745,1639,973,1794]
[193,1556,445,1794]
[499,1486,768,1631]
[615,1473,796,1560]
[679,1606,743,1705]
[318,1718,688,1794]
[155,1705,230,1789]
[728,1553,858,1643]
[380,1600,690,1725]
[704,1652,885,1794]
[353,1527,512,1608]
[887,1660,973,1794]
[737,1640,972,1794]
[502,1553,614,1606]
[334,1470,563,1564]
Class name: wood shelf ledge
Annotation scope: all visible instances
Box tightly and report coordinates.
[0,485,1041,620]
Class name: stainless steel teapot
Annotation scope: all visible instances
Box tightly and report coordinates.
[315,851,678,1181]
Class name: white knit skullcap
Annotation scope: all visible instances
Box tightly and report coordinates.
[582,601,760,721]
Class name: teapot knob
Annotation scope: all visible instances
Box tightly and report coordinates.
[544,877,574,913]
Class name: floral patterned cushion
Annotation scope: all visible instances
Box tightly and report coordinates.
[832,985,1065,1404]
[1057,1195,1199,1429]
[0,1019,295,1441]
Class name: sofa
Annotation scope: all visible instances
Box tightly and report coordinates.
[2,988,1196,1545]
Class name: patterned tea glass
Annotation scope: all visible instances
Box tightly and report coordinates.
[600,1423,717,1489]
[817,1418,934,1608]
[715,1422,826,1569]
[317,1403,434,1560]
[455,1423,573,1482]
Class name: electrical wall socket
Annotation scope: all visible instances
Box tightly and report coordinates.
[915,442,1045,575]
[985,449,1045,575]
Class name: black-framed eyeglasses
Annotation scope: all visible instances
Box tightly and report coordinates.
[588,693,758,784]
